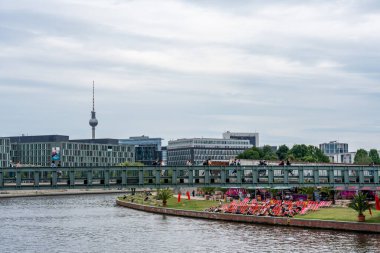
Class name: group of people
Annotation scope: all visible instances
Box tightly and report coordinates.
[278,159,292,166]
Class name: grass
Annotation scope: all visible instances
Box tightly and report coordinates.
[165,197,219,211]
[118,194,218,211]
[118,195,380,223]
[295,207,380,223]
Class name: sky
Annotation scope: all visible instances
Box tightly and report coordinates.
[0,0,379,151]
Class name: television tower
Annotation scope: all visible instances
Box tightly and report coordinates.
[89,81,98,139]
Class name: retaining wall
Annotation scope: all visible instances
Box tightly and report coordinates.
[116,200,380,233]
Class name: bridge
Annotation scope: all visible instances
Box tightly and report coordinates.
[1,165,379,190]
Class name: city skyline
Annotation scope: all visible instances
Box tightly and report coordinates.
[1,1,379,151]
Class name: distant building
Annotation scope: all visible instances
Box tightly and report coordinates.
[119,136,162,165]
[0,138,11,167]
[319,141,348,155]
[327,152,356,164]
[161,146,167,166]
[167,138,252,166]
[1,135,134,167]
[319,141,352,164]
[223,131,259,147]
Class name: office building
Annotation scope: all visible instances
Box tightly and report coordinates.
[319,141,348,155]
[1,135,134,167]
[0,138,11,167]
[223,131,259,147]
[119,136,162,165]
[167,138,252,166]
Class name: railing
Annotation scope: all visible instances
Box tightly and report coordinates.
[0,165,379,190]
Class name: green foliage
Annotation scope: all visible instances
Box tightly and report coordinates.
[237,143,329,163]
[354,149,373,165]
[349,192,370,215]
[299,187,315,195]
[200,187,216,194]
[369,149,380,164]
[237,146,276,161]
[276,145,289,160]
[118,161,145,167]
[288,144,329,163]
[156,188,173,206]
[290,144,308,159]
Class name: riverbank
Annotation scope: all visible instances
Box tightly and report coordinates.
[116,199,380,233]
[0,188,133,198]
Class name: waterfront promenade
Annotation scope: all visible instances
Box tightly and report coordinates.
[0,188,131,198]
[116,198,380,233]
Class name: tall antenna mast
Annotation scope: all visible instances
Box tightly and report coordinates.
[89,81,98,139]
[92,80,95,111]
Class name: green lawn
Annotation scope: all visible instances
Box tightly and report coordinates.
[295,207,380,223]
[118,195,380,223]
[118,194,218,211]
[165,197,219,211]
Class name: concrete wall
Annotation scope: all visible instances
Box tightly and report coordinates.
[116,200,380,233]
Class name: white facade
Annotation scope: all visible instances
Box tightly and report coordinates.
[167,138,252,166]
[327,152,356,164]
[223,131,259,147]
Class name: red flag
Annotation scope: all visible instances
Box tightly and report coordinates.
[375,195,380,210]
[178,193,181,203]
[186,191,191,200]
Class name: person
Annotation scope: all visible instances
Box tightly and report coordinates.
[192,190,195,197]
[286,159,291,166]
[51,161,56,167]
[203,159,209,166]
[279,160,285,166]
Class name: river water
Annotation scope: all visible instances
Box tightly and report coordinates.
[0,194,379,253]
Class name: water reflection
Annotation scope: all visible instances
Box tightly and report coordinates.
[0,194,379,253]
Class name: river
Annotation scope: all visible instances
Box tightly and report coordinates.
[0,194,379,253]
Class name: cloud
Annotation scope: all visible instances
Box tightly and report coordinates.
[0,0,379,151]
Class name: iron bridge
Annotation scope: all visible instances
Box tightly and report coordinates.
[0,165,379,190]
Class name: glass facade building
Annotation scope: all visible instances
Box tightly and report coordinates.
[119,136,162,165]
[319,141,348,155]
[167,138,252,166]
[223,131,259,147]
[1,135,134,167]
[0,138,11,167]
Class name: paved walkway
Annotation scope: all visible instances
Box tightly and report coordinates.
[0,189,134,198]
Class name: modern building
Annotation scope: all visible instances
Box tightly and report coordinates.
[0,138,11,167]
[223,131,259,147]
[1,135,134,167]
[319,141,352,164]
[167,138,252,166]
[319,141,348,155]
[118,136,162,165]
[327,152,356,164]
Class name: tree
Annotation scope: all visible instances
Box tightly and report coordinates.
[354,149,373,165]
[276,145,289,160]
[237,147,263,160]
[288,144,329,163]
[156,188,173,207]
[262,145,277,160]
[349,192,370,222]
[369,149,380,164]
[289,144,308,160]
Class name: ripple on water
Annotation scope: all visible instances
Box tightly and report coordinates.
[1,194,380,253]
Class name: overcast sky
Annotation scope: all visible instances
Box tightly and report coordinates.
[1,0,379,151]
